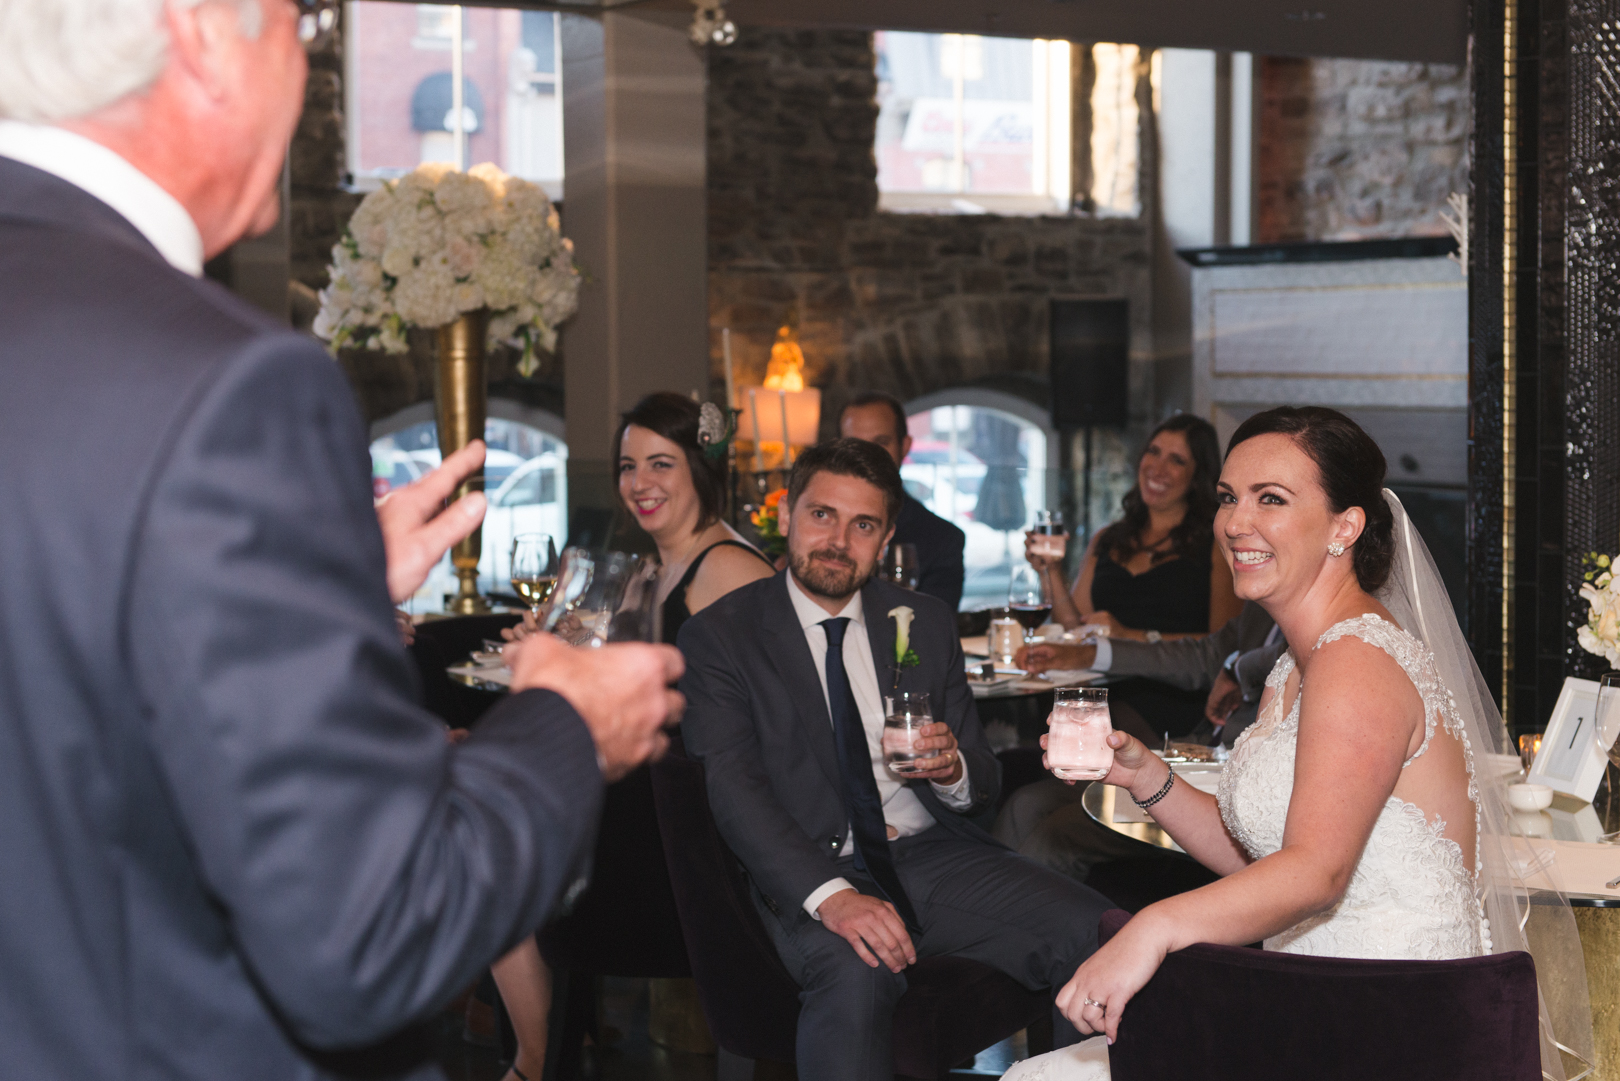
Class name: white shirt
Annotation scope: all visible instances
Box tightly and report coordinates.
[785,573,974,918]
[0,121,204,277]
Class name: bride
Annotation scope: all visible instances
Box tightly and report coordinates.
[1006,406,1591,1081]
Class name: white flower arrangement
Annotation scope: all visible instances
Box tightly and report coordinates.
[1579,553,1620,668]
[313,162,579,377]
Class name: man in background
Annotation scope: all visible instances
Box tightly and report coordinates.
[840,392,967,611]
[0,1,678,1077]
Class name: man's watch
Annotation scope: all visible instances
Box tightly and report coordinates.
[1144,629,1162,644]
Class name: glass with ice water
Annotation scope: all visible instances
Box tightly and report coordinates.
[883,692,932,776]
[1047,687,1114,781]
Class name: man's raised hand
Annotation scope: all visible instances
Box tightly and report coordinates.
[505,633,684,781]
[375,440,488,604]
[816,889,916,973]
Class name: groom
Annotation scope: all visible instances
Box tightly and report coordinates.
[679,438,1110,1080]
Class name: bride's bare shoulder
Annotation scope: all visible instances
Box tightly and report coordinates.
[1299,626,1426,738]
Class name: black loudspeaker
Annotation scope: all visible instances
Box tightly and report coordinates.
[1050,298,1129,428]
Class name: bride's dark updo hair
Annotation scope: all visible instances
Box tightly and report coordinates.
[1226,406,1395,593]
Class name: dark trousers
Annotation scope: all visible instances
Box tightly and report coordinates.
[752,829,1111,1081]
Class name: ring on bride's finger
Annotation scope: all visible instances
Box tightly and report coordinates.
[1082,999,1106,1009]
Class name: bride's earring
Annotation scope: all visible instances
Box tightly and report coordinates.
[1328,542,1346,557]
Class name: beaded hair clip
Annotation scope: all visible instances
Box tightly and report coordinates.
[696,401,738,461]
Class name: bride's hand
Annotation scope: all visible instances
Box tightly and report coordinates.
[1054,916,1169,1042]
[1039,730,1160,790]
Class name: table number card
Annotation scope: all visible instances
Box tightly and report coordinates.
[1529,677,1609,801]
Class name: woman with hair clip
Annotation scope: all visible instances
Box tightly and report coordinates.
[1004,405,1592,1081]
[492,392,772,1081]
[616,391,776,641]
[1026,413,1243,740]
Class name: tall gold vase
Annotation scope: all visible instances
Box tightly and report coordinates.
[434,309,491,615]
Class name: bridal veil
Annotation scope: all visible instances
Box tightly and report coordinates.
[1379,490,1595,1081]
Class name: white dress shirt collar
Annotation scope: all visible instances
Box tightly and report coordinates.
[0,121,204,277]
[786,571,863,632]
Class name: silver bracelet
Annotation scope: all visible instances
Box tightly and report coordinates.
[1131,770,1175,809]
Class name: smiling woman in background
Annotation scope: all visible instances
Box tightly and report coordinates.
[1029,412,1242,740]
[616,392,776,641]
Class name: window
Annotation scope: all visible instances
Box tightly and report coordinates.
[370,414,567,613]
[902,401,1052,610]
[873,33,1144,218]
[875,33,1070,214]
[345,3,564,198]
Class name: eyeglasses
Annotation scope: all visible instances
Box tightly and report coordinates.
[296,0,338,48]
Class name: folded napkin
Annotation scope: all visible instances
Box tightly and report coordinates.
[446,664,513,688]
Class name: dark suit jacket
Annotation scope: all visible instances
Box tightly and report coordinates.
[678,573,998,919]
[1107,601,1286,741]
[892,493,967,612]
[0,157,603,1079]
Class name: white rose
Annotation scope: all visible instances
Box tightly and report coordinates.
[380,244,415,278]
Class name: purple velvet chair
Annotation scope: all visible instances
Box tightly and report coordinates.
[650,731,1054,1081]
[1097,909,1542,1081]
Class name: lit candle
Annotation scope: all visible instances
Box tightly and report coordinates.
[748,387,764,472]
[778,389,792,466]
[722,328,735,410]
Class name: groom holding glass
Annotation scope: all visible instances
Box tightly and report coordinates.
[679,438,1111,1081]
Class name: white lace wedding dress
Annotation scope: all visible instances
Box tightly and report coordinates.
[1003,614,1486,1081]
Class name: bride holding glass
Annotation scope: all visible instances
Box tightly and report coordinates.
[1005,406,1592,1081]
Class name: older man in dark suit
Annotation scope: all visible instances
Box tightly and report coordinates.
[0,3,678,1079]
[679,439,1109,1081]
[840,393,968,611]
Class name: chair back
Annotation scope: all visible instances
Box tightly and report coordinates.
[648,731,801,1062]
[1098,909,1542,1081]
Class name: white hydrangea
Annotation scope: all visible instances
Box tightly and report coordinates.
[314,162,579,375]
[1580,567,1620,668]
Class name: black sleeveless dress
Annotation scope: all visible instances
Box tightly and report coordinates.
[1091,545,1212,738]
[661,538,775,646]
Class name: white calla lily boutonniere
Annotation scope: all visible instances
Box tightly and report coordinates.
[888,605,921,689]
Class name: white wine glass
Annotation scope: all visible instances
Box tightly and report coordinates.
[510,534,559,618]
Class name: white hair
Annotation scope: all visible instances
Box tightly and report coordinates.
[0,0,262,123]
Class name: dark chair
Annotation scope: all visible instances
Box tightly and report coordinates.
[650,730,1053,1081]
[1097,909,1543,1081]
[537,764,692,1078]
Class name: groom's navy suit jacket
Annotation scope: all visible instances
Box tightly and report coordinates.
[0,157,603,1080]
[679,573,1001,920]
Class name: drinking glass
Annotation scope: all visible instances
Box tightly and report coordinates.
[510,534,559,617]
[543,548,661,646]
[1594,674,1620,837]
[1047,687,1114,782]
[1031,510,1068,562]
[1518,732,1543,775]
[883,691,932,776]
[988,615,1022,666]
[1007,563,1051,642]
[882,543,921,590]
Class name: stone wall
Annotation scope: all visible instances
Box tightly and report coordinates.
[1257,57,1470,242]
[706,29,1155,433]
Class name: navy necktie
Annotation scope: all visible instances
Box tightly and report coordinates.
[820,617,920,932]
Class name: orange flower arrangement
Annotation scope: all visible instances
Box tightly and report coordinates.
[750,488,788,559]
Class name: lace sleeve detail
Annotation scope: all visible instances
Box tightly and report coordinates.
[1265,650,1296,690]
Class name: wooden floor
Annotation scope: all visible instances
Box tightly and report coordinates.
[434,978,1026,1080]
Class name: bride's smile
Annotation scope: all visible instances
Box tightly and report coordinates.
[1214,432,1363,610]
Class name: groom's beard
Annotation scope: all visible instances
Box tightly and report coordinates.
[790,546,872,602]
